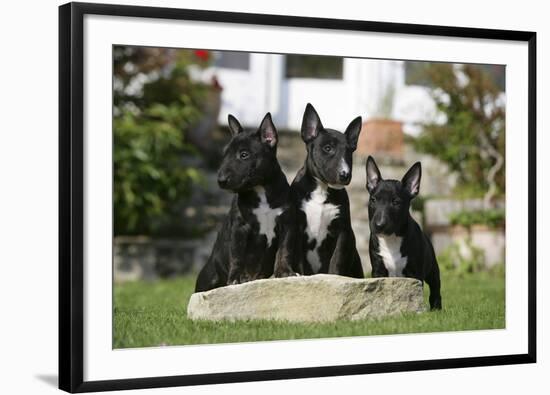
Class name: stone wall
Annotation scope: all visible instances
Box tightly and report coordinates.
[114,234,218,282]
[424,198,505,267]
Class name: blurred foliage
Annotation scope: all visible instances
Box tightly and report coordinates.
[411,64,505,201]
[449,208,505,229]
[438,241,486,277]
[410,194,428,214]
[114,46,209,235]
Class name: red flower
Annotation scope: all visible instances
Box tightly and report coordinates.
[194,49,210,61]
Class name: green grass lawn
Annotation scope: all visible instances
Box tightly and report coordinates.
[114,270,505,349]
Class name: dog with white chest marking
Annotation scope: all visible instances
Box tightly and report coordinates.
[366,156,442,310]
[291,103,364,278]
[194,113,297,292]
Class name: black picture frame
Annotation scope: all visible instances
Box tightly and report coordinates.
[59,2,537,393]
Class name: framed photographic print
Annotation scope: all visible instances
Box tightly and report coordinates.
[59,1,536,392]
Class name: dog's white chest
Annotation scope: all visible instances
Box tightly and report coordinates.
[376,234,407,277]
[301,185,340,272]
[252,187,282,248]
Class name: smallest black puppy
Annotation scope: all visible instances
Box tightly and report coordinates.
[366,156,442,310]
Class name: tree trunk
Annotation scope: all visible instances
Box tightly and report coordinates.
[479,131,504,209]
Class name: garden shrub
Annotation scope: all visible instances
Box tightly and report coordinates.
[113,47,210,236]
[449,208,505,229]
[438,241,486,277]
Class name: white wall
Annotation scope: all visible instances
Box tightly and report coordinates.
[214,55,369,130]
[214,54,435,133]
[282,59,407,130]
[0,1,547,395]
[213,53,286,127]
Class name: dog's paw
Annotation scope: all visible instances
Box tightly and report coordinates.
[273,269,298,278]
[228,270,252,285]
[228,274,242,285]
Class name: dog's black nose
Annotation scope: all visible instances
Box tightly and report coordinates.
[217,174,230,188]
[375,218,386,231]
[339,170,351,183]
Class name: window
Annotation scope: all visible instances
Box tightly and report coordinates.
[214,51,250,70]
[404,61,434,87]
[405,61,505,91]
[285,55,343,79]
[479,64,505,91]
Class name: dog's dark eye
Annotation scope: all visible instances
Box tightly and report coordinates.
[323,145,333,153]
[392,198,400,206]
[370,197,376,204]
[239,151,250,160]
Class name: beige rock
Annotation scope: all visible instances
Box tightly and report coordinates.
[187,274,426,323]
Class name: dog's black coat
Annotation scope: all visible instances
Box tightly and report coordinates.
[291,104,364,278]
[366,156,442,310]
[195,114,296,292]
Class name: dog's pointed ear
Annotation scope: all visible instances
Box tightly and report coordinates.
[258,112,278,148]
[345,116,362,151]
[401,162,422,198]
[228,114,243,136]
[301,103,323,143]
[366,156,382,193]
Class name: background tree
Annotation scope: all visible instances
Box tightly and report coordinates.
[113,46,210,235]
[412,63,505,207]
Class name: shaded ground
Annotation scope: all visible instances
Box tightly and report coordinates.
[113,269,504,348]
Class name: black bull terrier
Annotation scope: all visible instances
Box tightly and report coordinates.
[195,113,297,292]
[366,156,442,310]
[291,103,364,278]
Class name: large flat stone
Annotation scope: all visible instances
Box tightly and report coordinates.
[187,274,426,323]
